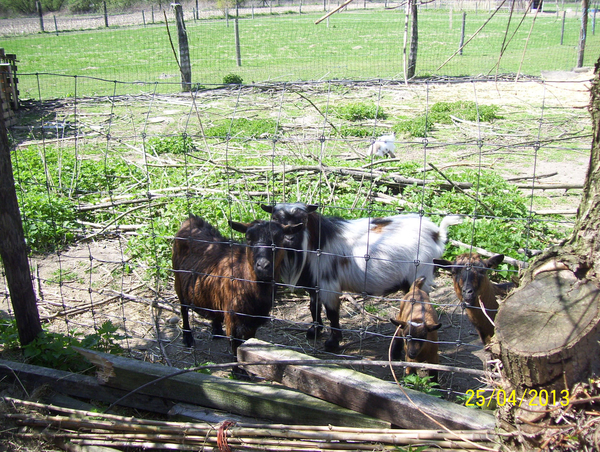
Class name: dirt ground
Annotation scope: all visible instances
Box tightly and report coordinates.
[0,73,595,418]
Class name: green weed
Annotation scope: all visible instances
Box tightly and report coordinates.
[222,73,243,85]
[0,319,127,373]
[334,102,387,122]
[403,374,443,398]
[147,135,196,155]
[204,118,279,139]
[394,101,501,137]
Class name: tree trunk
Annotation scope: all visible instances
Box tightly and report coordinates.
[492,57,600,447]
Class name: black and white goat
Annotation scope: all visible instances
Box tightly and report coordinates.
[261,203,462,351]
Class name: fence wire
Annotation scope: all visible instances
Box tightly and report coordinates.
[0,72,592,401]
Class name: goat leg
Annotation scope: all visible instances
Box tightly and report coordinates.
[181,303,194,347]
[307,292,324,339]
[324,304,342,352]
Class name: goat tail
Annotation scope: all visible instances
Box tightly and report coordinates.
[438,215,463,244]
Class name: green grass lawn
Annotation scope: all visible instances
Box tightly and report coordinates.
[3,7,599,98]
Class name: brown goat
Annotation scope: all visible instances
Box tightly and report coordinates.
[172,215,302,356]
[390,277,441,382]
[433,253,513,345]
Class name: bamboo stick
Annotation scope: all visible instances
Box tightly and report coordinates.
[3,397,498,451]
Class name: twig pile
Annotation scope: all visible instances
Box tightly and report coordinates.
[1,397,499,451]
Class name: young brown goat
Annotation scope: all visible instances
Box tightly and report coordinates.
[172,215,302,356]
[433,253,513,345]
[390,277,441,382]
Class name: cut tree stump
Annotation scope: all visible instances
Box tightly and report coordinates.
[238,339,495,430]
[494,268,600,392]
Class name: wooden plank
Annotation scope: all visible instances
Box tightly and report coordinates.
[74,348,389,428]
[238,339,496,431]
[0,359,174,414]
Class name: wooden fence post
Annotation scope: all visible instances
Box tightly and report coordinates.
[577,0,589,67]
[561,10,566,45]
[235,3,242,67]
[173,4,192,92]
[103,1,109,27]
[459,11,466,55]
[0,102,42,347]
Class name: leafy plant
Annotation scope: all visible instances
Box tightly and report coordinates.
[393,101,501,137]
[147,136,195,155]
[48,268,82,284]
[393,116,432,138]
[204,118,278,139]
[1,319,127,373]
[19,192,78,253]
[338,125,387,138]
[223,73,243,85]
[0,318,21,350]
[79,320,128,354]
[431,101,502,124]
[402,374,443,398]
[334,102,387,121]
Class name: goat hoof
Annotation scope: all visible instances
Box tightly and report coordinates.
[183,332,195,348]
[306,325,323,340]
[324,336,340,352]
[231,366,252,381]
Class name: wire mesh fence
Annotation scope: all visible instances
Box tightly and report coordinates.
[0,72,592,401]
[2,0,600,98]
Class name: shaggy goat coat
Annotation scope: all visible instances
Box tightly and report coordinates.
[172,215,302,356]
[262,202,462,351]
[390,277,441,382]
[434,253,514,345]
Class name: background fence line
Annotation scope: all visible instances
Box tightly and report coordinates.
[2,1,600,98]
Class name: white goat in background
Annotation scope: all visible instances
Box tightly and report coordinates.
[369,134,396,158]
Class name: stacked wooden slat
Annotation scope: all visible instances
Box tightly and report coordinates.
[0,48,19,127]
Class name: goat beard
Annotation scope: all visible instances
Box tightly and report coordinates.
[280,231,309,288]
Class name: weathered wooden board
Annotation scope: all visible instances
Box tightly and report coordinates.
[74,348,389,428]
[238,339,496,430]
[0,359,174,414]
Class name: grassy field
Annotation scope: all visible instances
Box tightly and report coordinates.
[3,7,599,99]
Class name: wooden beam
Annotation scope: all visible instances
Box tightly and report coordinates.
[74,348,389,428]
[0,359,174,414]
[237,339,496,431]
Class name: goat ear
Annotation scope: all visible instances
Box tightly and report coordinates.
[283,223,304,235]
[261,204,274,214]
[229,220,249,234]
[390,318,401,327]
[428,322,442,332]
[306,204,319,213]
[433,258,453,269]
[486,254,505,269]
[413,277,426,290]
